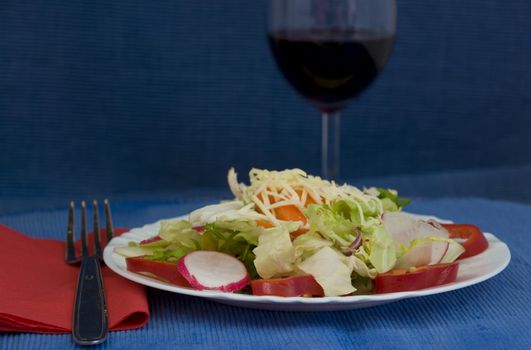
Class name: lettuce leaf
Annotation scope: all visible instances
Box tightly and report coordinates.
[292,231,333,262]
[159,220,202,249]
[205,220,262,246]
[345,254,378,279]
[148,246,193,262]
[297,246,356,296]
[330,199,382,226]
[134,219,262,279]
[252,225,296,279]
[380,198,399,212]
[200,220,261,279]
[368,224,397,273]
[376,188,411,209]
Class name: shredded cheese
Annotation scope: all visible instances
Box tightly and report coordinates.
[229,168,386,229]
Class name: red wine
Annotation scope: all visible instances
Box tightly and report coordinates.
[269,29,395,112]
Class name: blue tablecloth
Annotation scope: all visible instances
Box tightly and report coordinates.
[1,196,530,349]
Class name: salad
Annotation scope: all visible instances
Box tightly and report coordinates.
[115,168,489,297]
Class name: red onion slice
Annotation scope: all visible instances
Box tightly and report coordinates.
[342,228,362,256]
[351,229,363,250]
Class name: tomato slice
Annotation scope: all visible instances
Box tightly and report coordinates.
[140,236,162,245]
[251,275,324,297]
[442,224,489,259]
[126,256,191,288]
[374,262,459,294]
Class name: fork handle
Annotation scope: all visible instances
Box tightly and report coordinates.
[72,256,108,345]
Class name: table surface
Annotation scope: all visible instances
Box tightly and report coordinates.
[1,195,530,350]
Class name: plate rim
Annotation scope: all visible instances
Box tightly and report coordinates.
[103,212,511,306]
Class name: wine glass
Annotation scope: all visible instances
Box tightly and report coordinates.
[267,0,396,179]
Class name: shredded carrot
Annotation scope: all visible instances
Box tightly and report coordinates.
[255,188,322,239]
[256,220,274,228]
[274,205,308,238]
[296,190,316,206]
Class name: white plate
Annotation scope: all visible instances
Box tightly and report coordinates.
[103,213,511,311]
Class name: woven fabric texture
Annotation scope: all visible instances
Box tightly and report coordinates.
[1,0,531,199]
[0,197,529,349]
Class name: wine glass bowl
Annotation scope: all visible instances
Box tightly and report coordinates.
[267,0,396,179]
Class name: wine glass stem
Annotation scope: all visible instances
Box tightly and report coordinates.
[321,111,341,180]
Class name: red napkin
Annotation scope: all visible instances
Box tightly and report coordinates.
[0,225,149,334]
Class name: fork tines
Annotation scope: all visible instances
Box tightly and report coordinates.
[66,201,76,262]
[65,199,115,263]
[103,199,114,244]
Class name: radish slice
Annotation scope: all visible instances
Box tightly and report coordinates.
[383,212,452,268]
[383,212,449,245]
[395,241,449,269]
[430,240,450,263]
[382,212,420,245]
[177,251,250,292]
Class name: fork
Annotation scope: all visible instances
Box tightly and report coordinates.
[66,199,115,345]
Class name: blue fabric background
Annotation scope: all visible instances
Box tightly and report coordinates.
[1,0,531,204]
[0,197,529,349]
[1,2,530,347]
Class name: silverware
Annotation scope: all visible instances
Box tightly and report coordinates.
[65,199,115,345]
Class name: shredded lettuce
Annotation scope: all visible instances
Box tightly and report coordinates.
[330,199,379,227]
[305,204,358,247]
[189,200,267,225]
